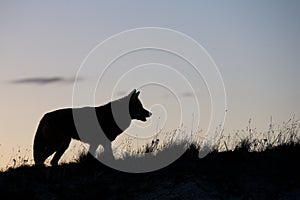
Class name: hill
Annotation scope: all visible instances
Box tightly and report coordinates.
[1,142,300,199]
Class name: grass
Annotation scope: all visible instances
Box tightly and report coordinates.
[0,117,300,199]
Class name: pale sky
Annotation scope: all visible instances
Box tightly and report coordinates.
[0,1,300,168]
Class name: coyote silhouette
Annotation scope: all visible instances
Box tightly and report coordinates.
[33,89,152,166]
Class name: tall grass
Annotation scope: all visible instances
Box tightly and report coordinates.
[2,116,299,170]
[115,116,300,159]
[215,116,300,152]
[1,146,33,171]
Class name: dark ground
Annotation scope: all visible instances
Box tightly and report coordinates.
[1,143,300,200]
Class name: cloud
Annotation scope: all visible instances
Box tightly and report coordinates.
[10,76,84,85]
[180,92,195,98]
[116,91,127,96]
[162,92,196,99]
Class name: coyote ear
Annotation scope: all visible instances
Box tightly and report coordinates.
[128,89,137,98]
[136,91,140,97]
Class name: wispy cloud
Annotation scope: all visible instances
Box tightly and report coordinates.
[116,91,127,96]
[180,92,195,98]
[162,92,196,99]
[10,76,84,85]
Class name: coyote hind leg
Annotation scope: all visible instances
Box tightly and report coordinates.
[50,137,71,166]
[34,132,55,166]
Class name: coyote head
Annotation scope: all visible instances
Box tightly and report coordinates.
[128,89,152,122]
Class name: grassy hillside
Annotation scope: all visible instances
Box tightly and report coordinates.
[1,118,299,199]
[1,141,300,200]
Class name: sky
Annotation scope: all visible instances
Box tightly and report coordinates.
[0,1,300,168]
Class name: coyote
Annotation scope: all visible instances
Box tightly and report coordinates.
[33,89,152,166]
